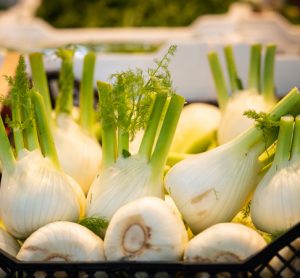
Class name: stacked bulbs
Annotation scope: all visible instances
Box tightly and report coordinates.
[0,44,299,277]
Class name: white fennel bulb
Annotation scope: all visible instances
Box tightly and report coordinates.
[171,103,221,153]
[251,115,300,234]
[208,44,277,144]
[17,221,105,262]
[0,228,20,257]
[54,114,102,194]
[184,223,266,263]
[0,58,83,239]
[87,155,159,220]
[165,88,300,234]
[104,197,188,261]
[87,50,184,221]
[0,149,81,238]
[218,89,273,144]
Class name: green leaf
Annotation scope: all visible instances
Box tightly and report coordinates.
[78,217,109,238]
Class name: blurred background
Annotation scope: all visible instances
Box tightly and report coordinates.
[0,0,300,27]
[1,0,300,101]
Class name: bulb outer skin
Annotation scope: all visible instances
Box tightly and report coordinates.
[17,221,105,262]
[184,223,266,263]
[104,196,188,261]
[0,228,20,257]
[54,114,102,194]
[0,149,81,238]
[87,155,164,220]
[165,140,263,234]
[251,162,300,234]
[218,90,274,144]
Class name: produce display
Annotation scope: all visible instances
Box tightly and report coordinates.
[0,43,299,276]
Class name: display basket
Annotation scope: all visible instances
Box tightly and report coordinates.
[0,70,300,278]
[0,222,299,277]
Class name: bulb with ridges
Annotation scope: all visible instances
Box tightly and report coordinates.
[0,149,82,239]
[54,113,102,194]
[104,197,188,261]
[17,221,105,262]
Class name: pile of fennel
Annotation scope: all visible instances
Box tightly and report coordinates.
[165,87,300,234]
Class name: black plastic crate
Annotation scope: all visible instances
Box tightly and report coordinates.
[0,222,299,277]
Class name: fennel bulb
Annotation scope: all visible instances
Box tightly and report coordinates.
[251,115,300,234]
[218,89,274,144]
[0,149,81,239]
[104,197,188,261]
[208,44,277,144]
[184,223,266,262]
[30,50,102,194]
[87,46,184,221]
[0,228,20,276]
[54,113,102,194]
[165,88,300,234]
[0,228,20,257]
[17,221,105,262]
[0,57,83,238]
[171,103,220,153]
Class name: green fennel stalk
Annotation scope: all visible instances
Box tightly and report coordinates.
[207,52,229,111]
[29,52,52,117]
[79,52,96,135]
[248,44,262,92]
[55,48,75,115]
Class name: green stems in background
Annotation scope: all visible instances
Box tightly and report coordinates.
[79,52,96,135]
[29,53,52,117]
[262,44,277,104]
[208,52,229,111]
[224,45,242,92]
[55,49,74,115]
[248,44,262,92]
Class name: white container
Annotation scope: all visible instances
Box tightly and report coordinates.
[1,1,300,101]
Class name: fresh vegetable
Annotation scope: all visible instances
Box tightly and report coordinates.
[170,103,221,153]
[251,115,300,234]
[165,87,300,234]
[87,46,185,220]
[184,222,266,262]
[208,44,277,144]
[104,197,188,261]
[17,221,105,262]
[0,57,83,238]
[29,50,102,194]
[0,228,20,257]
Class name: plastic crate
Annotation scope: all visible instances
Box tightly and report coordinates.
[0,223,299,277]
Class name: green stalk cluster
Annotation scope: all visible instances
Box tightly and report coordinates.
[30,49,97,136]
[0,56,60,173]
[208,43,277,111]
[97,45,184,175]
